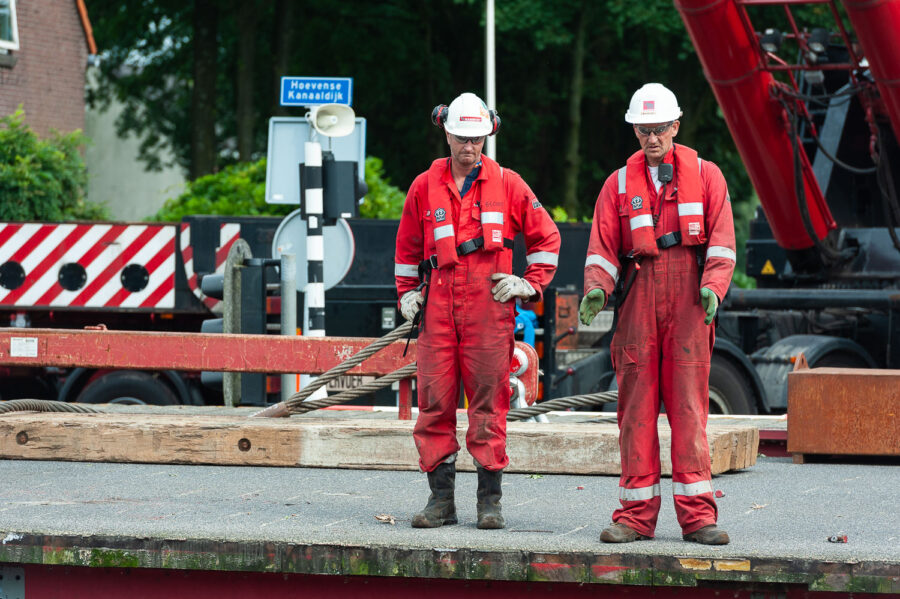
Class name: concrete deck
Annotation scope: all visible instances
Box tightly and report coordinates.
[0,454,897,593]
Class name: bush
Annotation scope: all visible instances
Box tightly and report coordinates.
[0,108,108,221]
[358,156,407,219]
[150,159,292,222]
[152,156,408,222]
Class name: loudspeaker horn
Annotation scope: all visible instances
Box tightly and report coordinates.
[308,104,356,138]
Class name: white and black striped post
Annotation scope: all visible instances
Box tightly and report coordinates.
[302,141,328,399]
[304,141,326,337]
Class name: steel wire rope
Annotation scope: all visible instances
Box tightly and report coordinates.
[289,363,418,414]
[506,391,618,421]
[251,321,413,417]
[0,399,101,414]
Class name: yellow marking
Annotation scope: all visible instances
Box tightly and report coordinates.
[714,559,751,571]
[678,558,712,570]
[761,260,776,275]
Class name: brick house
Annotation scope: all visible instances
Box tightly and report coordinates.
[0,0,97,136]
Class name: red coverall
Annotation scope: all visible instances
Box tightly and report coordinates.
[395,156,560,473]
[584,144,736,537]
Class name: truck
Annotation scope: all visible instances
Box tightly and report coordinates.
[547,0,900,416]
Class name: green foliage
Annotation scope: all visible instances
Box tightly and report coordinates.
[89,0,772,247]
[0,108,108,221]
[358,156,407,219]
[150,158,291,222]
[549,205,570,222]
[730,190,759,289]
[151,156,406,222]
[732,269,757,289]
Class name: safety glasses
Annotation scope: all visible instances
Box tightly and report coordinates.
[635,122,674,137]
[452,135,486,145]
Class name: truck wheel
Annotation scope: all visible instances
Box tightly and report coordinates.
[709,355,757,415]
[76,371,179,405]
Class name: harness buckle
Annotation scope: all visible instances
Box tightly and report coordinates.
[656,231,682,250]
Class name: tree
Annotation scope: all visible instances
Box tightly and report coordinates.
[87,0,753,220]
[0,109,108,221]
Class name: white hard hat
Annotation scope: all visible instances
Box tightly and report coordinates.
[444,92,494,136]
[624,83,682,124]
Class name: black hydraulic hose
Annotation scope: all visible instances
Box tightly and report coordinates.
[0,399,101,414]
[778,84,862,106]
[809,129,876,175]
[783,98,844,264]
[874,127,900,256]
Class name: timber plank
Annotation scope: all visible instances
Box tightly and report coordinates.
[0,413,757,475]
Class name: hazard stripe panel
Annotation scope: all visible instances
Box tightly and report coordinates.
[0,223,177,309]
[180,222,241,314]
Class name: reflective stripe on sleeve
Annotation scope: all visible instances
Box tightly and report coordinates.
[585,254,618,281]
[526,251,559,266]
[678,202,704,217]
[617,167,627,194]
[706,246,736,262]
[630,214,654,231]
[481,211,504,225]
[673,480,713,496]
[394,263,419,278]
[433,224,455,241]
[619,484,661,502]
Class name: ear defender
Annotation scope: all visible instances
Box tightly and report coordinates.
[431,104,448,128]
[488,110,501,136]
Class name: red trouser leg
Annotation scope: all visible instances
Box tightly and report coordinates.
[610,246,718,536]
[413,255,515,473]
[610,263,662,537]
[460,330,513,471]
[413,334,461,472]
[661,283,718,534]
[457,255,514,471]
[413,268,461,473]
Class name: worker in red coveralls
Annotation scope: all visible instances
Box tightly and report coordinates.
[580,83,736,545]
[394,92,560,530]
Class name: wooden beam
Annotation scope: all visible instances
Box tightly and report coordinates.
[0,413,758,475]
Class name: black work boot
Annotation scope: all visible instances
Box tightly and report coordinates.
[411,462,458,528]
[475,466,505,529]
[600,522,650,543]
[683,525,730,545]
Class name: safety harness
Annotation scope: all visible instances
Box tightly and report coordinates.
[403,159,514,355]
[601,147,709,343]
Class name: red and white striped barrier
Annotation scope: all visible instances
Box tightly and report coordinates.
[0,223,177,309]
[179,222,240,313]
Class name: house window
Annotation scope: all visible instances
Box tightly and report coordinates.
[0,0,19,52]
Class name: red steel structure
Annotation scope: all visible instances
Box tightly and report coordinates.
[675,0,842,250]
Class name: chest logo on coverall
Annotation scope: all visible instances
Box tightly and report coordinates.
[435,208,447,222]
[631,196,643,211]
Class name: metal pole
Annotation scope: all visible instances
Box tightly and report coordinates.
[304,141,328,400]
[280,252,297,403]
[485,0,496,160]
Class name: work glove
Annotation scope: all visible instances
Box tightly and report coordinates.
[579,289,606,326]
[700,287,719,325]
[400,289,424,323]
[490,273,536,303]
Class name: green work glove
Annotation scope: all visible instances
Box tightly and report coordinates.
[579,289,606,326]
[700,287,719,325]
